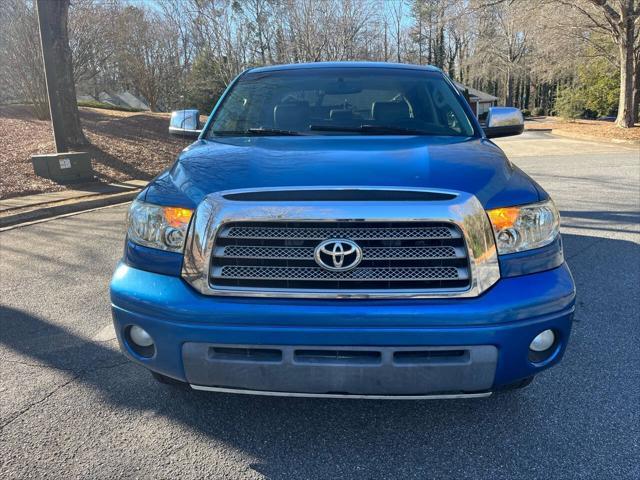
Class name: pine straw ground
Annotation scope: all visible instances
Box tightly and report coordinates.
[0,106,192,199]
[525,116,640,142]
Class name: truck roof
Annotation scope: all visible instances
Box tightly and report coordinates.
[248,61,442,74]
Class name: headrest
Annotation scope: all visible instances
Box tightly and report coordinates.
[371,101,410,121]
[273,102,309,130]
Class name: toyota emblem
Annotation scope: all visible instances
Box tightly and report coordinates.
[314,239,363,271]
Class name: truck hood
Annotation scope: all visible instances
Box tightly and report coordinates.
[144,135,544,209]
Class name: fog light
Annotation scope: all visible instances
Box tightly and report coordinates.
[129,325,154,347]
[529,329,555,352]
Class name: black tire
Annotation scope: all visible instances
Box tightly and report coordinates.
[497,375,535,391]
[150,371,187,386]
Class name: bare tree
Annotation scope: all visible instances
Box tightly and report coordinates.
[234,0,277,64]
[0,0,48,118]
[490,2,530,106]
[286,0,332,62]
[68,0,117,93]
[113,6,186,111]
[389,0,405,63]
[539,0,639,126]
[576,1,638,127]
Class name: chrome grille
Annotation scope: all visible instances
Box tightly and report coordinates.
[210,221,471,291]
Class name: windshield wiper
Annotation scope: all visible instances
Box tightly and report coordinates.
[212,127,303,136]
[309,124,435,135]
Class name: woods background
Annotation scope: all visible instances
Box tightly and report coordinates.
[1,0,638,127]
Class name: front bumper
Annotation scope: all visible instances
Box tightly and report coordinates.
[110,262,575,397]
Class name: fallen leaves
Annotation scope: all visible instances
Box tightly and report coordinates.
[0,106,190,199]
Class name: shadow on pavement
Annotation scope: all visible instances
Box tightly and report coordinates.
[559,209,640,234]
[561,209,640,225]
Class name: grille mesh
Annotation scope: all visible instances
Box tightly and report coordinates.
[215,266,463,282]
[221,245,459,260]
[211,221,470,291]
[223,225,455,240]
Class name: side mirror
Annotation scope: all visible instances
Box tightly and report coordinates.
[169,109,202,138]
[483,107,524,138]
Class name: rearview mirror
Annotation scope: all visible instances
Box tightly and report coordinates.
[323,78,362,95]
[483,107,524,138]
[169,109,202,138]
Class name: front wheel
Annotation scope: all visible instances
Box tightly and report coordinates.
[151,371,187,386]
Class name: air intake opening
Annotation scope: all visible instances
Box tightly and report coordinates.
[209,347,282,363]
[393,349,468,364]
[294,349,382,365]
[222,189,457,202]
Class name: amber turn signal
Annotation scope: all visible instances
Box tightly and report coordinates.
[487,207,520,230]
[164,207,193,228]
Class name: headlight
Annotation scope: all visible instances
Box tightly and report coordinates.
[487,200,560,254]
[127,200,193,252]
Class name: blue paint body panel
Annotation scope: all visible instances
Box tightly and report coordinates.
[144,136,544,211]
[499,236,565,278]
[123,240,183,277]
[112,63,576,393]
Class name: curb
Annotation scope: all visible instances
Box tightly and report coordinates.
[525,128,553,132]
[0,189,140,229]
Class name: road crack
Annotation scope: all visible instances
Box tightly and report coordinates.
[0,374,79,430]
[0,357,130,432]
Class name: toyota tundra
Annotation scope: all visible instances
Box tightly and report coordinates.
[110,62,576,399]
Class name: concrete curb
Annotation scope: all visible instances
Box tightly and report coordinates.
[0,188,140,229]
[525,128,553,132]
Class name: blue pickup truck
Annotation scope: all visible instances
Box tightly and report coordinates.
[110,62,575,399]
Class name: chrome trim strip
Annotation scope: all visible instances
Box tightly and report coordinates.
[182,186,501,299]
[189,384,492,400]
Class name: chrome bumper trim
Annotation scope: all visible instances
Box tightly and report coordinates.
[189,384,492,400]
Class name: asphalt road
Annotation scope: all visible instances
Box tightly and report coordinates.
[1,132,639,479]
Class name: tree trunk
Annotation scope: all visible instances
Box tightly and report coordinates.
[417,15,423,64]
[36,0,88,150]
[615,16,635,128]
[383,22,389,61]
[505,70,514,106]
[542,83,549,114]
[633,51,640,124]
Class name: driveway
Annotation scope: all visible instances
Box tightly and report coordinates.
[1,133,638,479]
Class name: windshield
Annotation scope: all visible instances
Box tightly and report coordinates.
[207,68,476,137]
